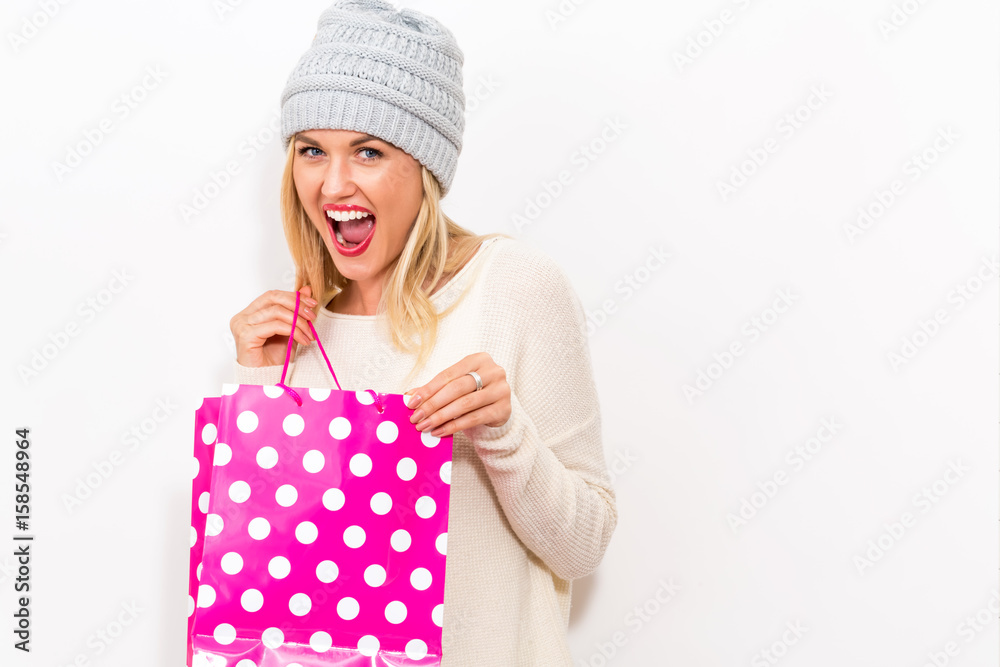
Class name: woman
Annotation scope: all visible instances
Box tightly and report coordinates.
[229,1,617,664]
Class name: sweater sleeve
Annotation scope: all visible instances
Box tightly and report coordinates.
[465,249,617,581]
[232,360,291,386]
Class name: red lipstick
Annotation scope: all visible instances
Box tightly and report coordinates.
[322,204,376,257]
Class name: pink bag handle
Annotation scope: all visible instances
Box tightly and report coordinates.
[275,290,384,413]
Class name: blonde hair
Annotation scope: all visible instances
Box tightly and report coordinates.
[280,137,513,389]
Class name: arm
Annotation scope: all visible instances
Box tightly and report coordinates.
[465,253,617,581]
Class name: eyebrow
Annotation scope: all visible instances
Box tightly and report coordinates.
[295,133,385,148]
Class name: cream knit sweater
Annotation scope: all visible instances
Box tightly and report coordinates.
[231,236,617,665]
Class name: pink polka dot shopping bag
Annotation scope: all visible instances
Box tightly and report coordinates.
[187,293,453,666]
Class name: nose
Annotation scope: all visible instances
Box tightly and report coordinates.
[320,154,358,200]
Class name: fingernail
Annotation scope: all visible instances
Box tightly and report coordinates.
[304,297,318,306]
[404,393,421,409]
[410,409,424,423]
[431,427,445,437]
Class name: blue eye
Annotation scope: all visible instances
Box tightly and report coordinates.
[294,145,383,161]
[296,146,323,158]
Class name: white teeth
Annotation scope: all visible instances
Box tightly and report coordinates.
[326,209,372,222]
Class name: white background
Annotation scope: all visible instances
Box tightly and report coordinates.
[2,0,998,665]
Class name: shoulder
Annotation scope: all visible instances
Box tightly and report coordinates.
[482,237,578,296]
[476,236,583,319]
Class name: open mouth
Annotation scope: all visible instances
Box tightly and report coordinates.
[324,206,376,255]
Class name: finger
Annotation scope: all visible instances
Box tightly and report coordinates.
[412,379,504,432]
[242,319,314,348]
[427,403,505,438]
[250,303,316,342]
[246,288,318,322]
[405,352,492,410]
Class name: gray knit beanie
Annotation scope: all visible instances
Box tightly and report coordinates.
[280,0,465,196]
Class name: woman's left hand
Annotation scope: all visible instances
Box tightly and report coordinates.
[404,352,511,437]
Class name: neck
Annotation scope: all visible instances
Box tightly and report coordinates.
[328,279,381,316]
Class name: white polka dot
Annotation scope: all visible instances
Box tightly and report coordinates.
[310,630,332,653]
[364,564,386,587]
[190,526,197,547]
[229,480,251,504]
[397,457,417,481]
[309,388,331,401]
[405,639,428,660]
[296,521,318,544]
[187,594,194,617]
[201,423,217,445]
[337,596,360,620]
[287,664,303,667]
[222,383,239,395]
[421,431,441,447]
[235,660,257,667]
[356,390,374,405]
[436,532,448,555]
[432,604,444,627]
[377,421,398,443]
[329,416,351,439]
[370,492,392,515]
[302,450,325,473]
[385,600,407,624]
[262,627,284,649]
[213,622,236,645]
[316,560,339,583]
[275,484,297,507]
[416,496,436,519]
[283,413,305,437]
[350,453,372,477]
[241,588,264,612]
[191,457,199,479]
[205,514,224,537]
[256,446,278,469]
[198,491,210,513]
[268,556,290,579]
[221,552,243,575]
[213,443,232,466]
[248,517,270,540]
[440,461,452,484]
[237,410,258,433]
[344,525,366,548]
[391,529,411,552]
[357,634,379,656]
[410,567,432,591]
[289,593,311,616]
[322,488,345,511]
[263,385,284,398]
[197,584,216,608]
[197,562,202,580]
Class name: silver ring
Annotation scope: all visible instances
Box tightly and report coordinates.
[467,371,483,392]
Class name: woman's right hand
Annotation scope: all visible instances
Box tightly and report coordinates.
[230,286,318,368]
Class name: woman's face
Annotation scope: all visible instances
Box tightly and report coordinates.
[292,129,423,297]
